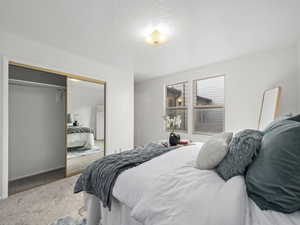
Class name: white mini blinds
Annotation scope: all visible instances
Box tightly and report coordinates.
[193,76,225,134]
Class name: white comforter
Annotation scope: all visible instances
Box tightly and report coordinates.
[112,145,300,225]
[67,133,95,148]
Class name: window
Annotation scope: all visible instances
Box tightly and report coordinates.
[165,82,188,132]
[193,76,225,134]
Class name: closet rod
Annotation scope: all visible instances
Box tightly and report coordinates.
[9,79,66,90]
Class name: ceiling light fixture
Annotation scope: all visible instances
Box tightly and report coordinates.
[144,23,170,46]
[145,29,168,46]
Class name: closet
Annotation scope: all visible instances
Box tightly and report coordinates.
[8,65,66,195]
[8,63,106,195]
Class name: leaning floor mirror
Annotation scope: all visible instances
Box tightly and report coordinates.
[258,87,281,131]
[66,77,105,176]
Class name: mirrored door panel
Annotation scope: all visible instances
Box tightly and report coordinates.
[66,78,105,176]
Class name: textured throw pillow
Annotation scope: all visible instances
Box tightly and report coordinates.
[195,132,233,170]
[216,129,263,181]
[246,119,300,213]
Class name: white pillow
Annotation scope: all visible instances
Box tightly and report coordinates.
[195,132,232,170]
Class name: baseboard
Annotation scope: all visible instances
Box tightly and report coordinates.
[9,166,65,182]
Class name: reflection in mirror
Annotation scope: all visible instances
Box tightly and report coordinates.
[193,76,225,134]
[258,87,281,131]
[66,78,105,176]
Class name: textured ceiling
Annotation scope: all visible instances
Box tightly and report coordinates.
[0,0,300,82]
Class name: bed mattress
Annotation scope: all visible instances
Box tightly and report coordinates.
[67,133,95,149]
[85,144,300,225]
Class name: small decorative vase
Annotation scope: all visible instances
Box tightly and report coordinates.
[169,132,179,146]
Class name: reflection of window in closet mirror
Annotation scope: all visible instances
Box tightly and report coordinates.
[66,77,106,177]
[258,87,281,131]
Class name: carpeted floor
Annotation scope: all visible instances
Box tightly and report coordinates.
[67,141,105,175]
[67,151,104,175]
[0,175,86,225]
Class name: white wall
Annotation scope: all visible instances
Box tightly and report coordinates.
[9,85,65,180]
[0,31,134,198]
[135,45,299,146]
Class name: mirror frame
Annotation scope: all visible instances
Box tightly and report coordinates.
[258,86,281,130]
[9,61,106,178]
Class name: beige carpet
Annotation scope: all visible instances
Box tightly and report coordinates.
[67,151,104,176]
[0,175,86,225]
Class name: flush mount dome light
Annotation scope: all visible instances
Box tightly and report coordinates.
[144,24,170,46]
[145,29,168,46]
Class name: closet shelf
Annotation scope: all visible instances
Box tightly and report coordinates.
[9,79,66,90]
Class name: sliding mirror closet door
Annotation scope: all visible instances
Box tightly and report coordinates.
[66,78,105,176]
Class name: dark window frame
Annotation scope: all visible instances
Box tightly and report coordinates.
[165,81,188,133]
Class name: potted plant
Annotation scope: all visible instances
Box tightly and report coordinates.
[163,115,182,146]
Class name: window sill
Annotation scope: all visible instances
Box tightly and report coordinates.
[192,131,222,136]
[165,130,188,134]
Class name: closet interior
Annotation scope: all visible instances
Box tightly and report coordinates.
[8,63,106,195]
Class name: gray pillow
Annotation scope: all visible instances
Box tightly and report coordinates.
[246,120,300,213]
[216,129,263,181]
[195,132,233,170]
[263,116,291,133]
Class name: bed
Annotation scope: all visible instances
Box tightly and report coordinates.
[82,144,300,225]
[67,126,95,149]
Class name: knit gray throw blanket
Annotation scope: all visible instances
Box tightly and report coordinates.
[67,126,94,134]
[74,143,178,210]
